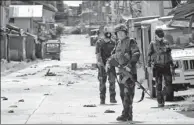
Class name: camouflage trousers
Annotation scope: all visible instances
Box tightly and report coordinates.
[153,65,172,104]
[97,66,116,101]
[118,73,136,119]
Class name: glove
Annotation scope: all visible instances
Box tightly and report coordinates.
[105,63,111,73]
[123,65,131,72]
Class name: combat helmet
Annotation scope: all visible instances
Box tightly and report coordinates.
[114,24,128,33]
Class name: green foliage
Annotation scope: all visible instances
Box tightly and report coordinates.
[56,25,64,36]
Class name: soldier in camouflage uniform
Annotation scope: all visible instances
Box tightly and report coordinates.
[96,30,117,105]
[106,24,140,121]
[148,28,174,107]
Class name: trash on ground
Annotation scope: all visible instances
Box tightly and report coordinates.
[58,83,63,85]
[45,69,56,76]
[8,110,14,113]
[68,81,74,84]
[2,97,8,100]
[83,104,97,107]
[24,88,30,90]
[104,109,115,113]
[18,99,24,102]
[9,105,18,108]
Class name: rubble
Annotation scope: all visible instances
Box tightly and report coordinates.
[104,110,115,113]
[45,69,57,76]
[24,88,30,90]
[18,99,24,102]
[2,97,8,101]
[83,104,97,107]
[8,110,14,113]
[9,105,18,108]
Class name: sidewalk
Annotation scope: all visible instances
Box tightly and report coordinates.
[1,59,41,77]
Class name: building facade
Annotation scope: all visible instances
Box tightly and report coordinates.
[80,1,107,25]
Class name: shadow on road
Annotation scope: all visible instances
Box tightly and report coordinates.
[168,94,194,102]
[110,120,144,124]
[146,94,194,102]
[176,110,194,118]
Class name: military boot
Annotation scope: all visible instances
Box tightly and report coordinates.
[158,99,165,107]
[110,97,117,103]
[100,97,105,105]
[116,115,132,121]
[100,99,105,105]
[157,91,165,107]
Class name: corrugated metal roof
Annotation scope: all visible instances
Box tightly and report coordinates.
[9,5,43,18]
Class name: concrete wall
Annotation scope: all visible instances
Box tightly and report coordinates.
[8,35,26,61]
[25,36,36,60]
[0,33,7,59]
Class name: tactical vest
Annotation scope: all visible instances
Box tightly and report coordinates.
[150,40,172,66]
[99,39,115,65]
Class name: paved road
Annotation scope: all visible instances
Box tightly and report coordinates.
[1,35,194,124]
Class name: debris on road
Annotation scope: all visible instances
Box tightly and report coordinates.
[68,81,74,85]
[104,109,115,113]
[9,105,18,108]
[44,93,50,96]
[83,104,97,107]
[45,69,56,76]
[16,74,28,77]
[12,80,20,82]
[88,115,97,117]
[8,110,14,113]
[24,88,30,90]
[71,63,77,70]
[2,97,8,101]
[18,99,24,102]
[58,83,64,85]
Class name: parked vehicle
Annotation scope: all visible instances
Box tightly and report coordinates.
[139,17,194,100]
[45,40,61,61]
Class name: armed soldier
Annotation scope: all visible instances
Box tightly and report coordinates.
[95,30,117,105]
[106,24,140,121]
[148,28,174,107]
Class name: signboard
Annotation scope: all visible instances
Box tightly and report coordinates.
[9,5,43,18]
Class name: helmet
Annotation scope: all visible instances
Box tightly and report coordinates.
[114,24,128,33]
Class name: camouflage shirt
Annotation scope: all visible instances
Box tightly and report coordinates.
[112,37,140,74]
[148,39,173,66]
[96,38,115,65]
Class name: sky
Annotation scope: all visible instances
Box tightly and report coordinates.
[63,1,82,6]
